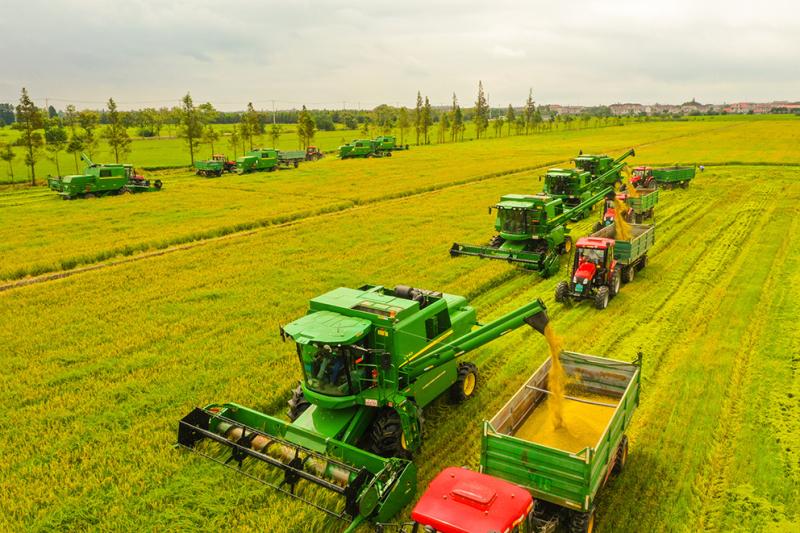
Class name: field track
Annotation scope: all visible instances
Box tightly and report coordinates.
[1,118,798,532]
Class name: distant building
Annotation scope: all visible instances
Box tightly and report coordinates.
[609,103,645,116]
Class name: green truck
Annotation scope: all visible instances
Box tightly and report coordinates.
[479,351,641,532]
[632,165,696,189]
[236,148,305,173]
[50,154,162,199]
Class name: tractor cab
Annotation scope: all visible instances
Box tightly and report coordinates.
[410,467,536,533]
[599,193,627,228]
[631,166,654,188]
[571,237,615,292]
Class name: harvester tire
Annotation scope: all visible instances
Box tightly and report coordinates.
[450,362,478,403]
[287,384,310,421]
[594,287,609,310]
[609,268,621,297]
[555,281,570,303]
[560,236,573,255]
[488,235,504,248]
[367,408,410,458]
[613,435,629,475]
[569,508,596,533]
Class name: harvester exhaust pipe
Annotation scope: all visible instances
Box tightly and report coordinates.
[523,299,549,335]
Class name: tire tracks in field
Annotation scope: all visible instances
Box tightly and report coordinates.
[690,206,797,531]
[0,123,747,292]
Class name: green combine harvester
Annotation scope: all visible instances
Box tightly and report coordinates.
[339,136,407,159]
[48,154,162,199]
[542,148,635,220]
[236,148,306,173]
[374,135,409,152]
[177,284,549,531]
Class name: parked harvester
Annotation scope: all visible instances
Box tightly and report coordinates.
[632,165,696,189]
[236,148,305,173]
[177,284,550,531]
[411,351,641,533]
[194,154,236,177]
[48,154,162,199]
[374,135,409,152]
[555,223,655,309]
[542,149,635,221]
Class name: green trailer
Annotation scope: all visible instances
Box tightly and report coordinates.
[236,148,304,173]
[633,165,695,189]
[374,136,409,152]
[480,351,641,530]
[625,188,658,222]
[194,154,236,177]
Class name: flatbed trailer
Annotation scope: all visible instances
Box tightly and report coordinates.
[653,166,695,189]
[480,351,641,530]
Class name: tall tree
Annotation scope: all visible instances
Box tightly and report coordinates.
[474,81,489,139]
[414,91,423,145]
[202,125,220,155]
[47,105,58,118]
[438,111,450,144]
[269,123,283,148]
[178,93,203,165]
[494,116,505,137]
[505,104,515,136]
[78,109,100,158]
[397,107,410,145]
[0,142,15,182]
[0,103,15,125]
[243,103,261,150]
[44,118,68,175]
[421,97,433,144]
[13,88,44,185]
[453,105,464,142]
[297,105,316,149]
[228,125,240,159]
[103,98,131,163]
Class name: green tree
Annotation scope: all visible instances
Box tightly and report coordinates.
[297,105,316,149]
[343,113,357,130]
[228,124,240,159]
[494,116,504,137]
[421,96,432,144]
[78,109,100,158]
[360,117,370,137]
[524,89,536,134]
[450,93,461,142]
[438,111,450,143]
[474,81,489,139]
[505,104,515,136]
[269,123,283,148]
[44,118,68,175]
[0,142,15,182]
[102,98,131,163]
[178,93,203,165]
[47,105,58,118]
[414,91,423,145]
[397,107,410,145]
[12,88,45,185]
[243,103,261,150]
[202,125,220,155]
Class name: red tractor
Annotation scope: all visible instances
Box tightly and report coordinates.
[554,237,621,310]
[409,467,544,533]
[630,166,655,188]
[305,146,324,161]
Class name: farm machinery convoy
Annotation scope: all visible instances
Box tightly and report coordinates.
[339,136,410,159]
[631,165,696,189]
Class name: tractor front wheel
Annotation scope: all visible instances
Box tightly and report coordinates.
[594,287,609,310]
[555,281,570,303]
[367,408,411,458]
[450,362,478,403]
[287,384,310,421]
[569,508,596,533]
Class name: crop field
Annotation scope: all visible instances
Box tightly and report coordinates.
[1,117,798,532]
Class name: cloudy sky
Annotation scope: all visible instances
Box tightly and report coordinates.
[3,0,798,110]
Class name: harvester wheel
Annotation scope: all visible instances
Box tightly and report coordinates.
[560,236,573,255]
[613,435,629,475]
[287,384,310,421]
[569,508,596,533]
[555,281,570,303]
[594,287,609,310]
[367,408,411,458]
[450,362,478,403]
[488,235,504,248]
[84,193,95,199]
[609,268,621,297]
[681,181,689,189]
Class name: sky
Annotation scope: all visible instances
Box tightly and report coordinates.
[2,0,798,111]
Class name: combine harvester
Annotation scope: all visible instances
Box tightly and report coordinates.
[555,222,655,309]
[236,148,307,173]
[194,154,236,177]
[411,351,641,533]
[177,284,549,531]
[542,149,635,221]
[47,154,162,199]
[339,136,408,159]
[631,165,696,189]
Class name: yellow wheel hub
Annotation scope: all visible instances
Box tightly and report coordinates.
[565,239,572,253]
[463,372,476,396]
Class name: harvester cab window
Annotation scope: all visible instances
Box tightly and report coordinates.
[501,209,527,234]
[303,343,359,396]
[100,169,112,177]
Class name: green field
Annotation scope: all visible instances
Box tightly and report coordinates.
[1,117,798,532]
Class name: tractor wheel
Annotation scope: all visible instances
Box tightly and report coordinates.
[154,180,163,190]
[287,383,310,422]
[555,281,570,303]
[450,362,478,403]
[386,151,393,157]
[367,408,411,458]
[681,181,689,189]
[609,268,621,297]
[622,264,635,283]
[593,222,603,232]
[216,170,222,177]
[569,508,596,533]
[639,254,648,271]
[594,287,610,310]
[293,161,299,168]
[612,435,629,475]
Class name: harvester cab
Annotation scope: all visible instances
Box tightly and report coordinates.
[555,237,621,310]
[573,148,635,179]
[177,284,550,531]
